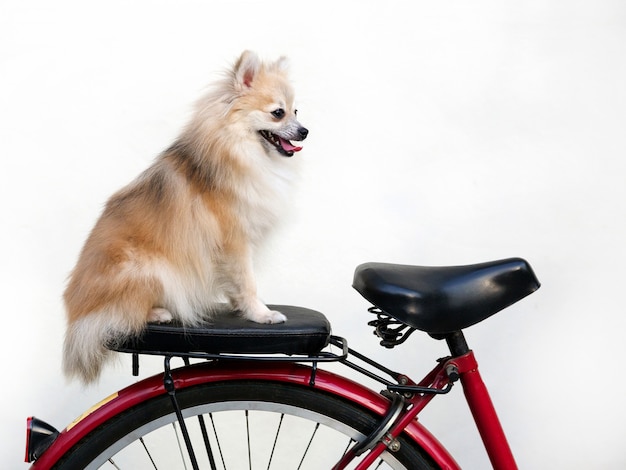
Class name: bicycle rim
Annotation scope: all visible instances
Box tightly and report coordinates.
[53,381,438,469]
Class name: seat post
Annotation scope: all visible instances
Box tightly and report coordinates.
[447,342,518,469]
[445,330,470,357]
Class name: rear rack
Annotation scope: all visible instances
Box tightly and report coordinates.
[117,334,350,376]
[119,332,454,397]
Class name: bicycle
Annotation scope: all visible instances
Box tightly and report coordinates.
[25,257,540,469]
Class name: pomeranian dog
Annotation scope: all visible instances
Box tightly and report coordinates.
[63,50,308,384]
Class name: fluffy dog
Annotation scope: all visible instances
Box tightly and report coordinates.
[63,51,308,384]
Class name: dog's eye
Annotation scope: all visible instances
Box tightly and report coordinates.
[294,109,298,116]
[271,108,285,119]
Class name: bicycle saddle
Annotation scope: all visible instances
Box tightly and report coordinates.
[353,258,540,335]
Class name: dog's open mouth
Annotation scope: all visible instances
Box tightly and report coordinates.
[259,131,303,157]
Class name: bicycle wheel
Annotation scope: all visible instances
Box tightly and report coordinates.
[53,380,438,469]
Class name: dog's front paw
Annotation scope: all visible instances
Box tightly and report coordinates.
[245,308,287,324]
[265,310,287,324]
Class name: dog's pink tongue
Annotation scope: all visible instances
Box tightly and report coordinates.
[279,137,302,152]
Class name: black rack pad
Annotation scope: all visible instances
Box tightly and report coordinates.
[112,305,331,356]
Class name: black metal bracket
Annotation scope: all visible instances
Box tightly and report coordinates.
[309,360,318,386]
[132,353,139,376]
[387,381,454,395]
[331,391,406,468]
[163,356,200,470]
[340,349,456,396]
[351,392,406,456]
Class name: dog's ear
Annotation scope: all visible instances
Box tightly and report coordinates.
[234,50,261,88]
[273,56,290,73]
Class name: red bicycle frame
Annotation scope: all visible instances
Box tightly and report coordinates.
[333,350,517,470]
[452,351,517,470]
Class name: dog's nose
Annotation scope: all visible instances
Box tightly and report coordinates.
[298,127,309,140]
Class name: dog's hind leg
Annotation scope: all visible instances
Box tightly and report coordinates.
[148,307,173,323]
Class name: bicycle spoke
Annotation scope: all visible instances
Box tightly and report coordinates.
[267,414,284,470]
[246,410,252,470]
[139,437,158,469]
[209,413,227,469]
[342,438,355,457]
[296,422,320,470]
[172,422,189,470]
[107,458,121,469]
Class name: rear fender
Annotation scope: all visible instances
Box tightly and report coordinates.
[29,361,460,469]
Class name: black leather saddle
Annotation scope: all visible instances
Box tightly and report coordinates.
[353,258,540,335]
[112,304,331,356]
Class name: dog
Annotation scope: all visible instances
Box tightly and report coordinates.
[62,50,308,384]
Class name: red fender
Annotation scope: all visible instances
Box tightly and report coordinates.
[31,361,460,469]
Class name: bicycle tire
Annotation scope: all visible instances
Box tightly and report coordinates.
[52,380,439,469]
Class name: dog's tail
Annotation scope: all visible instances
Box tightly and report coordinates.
[62,312,142,385]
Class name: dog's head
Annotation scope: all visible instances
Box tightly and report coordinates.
[230,51,308,157]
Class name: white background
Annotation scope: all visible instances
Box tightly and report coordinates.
[2,0,625,468]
